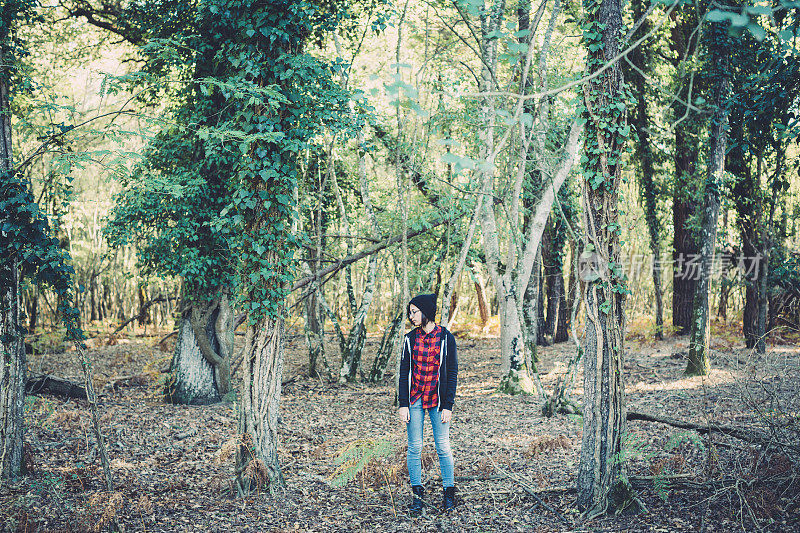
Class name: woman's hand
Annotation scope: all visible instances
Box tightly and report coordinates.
[441,409,452,424]
[398,407,410,423]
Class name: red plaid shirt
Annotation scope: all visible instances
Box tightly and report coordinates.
[409,325,442,409]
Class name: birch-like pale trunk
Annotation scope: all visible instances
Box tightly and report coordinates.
[0,75,26,480]
[1,261,25,480]
[166,291,233,404]
[686,25,731,376]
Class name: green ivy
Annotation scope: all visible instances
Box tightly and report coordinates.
[1,0,83,343]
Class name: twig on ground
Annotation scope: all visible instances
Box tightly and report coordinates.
[486,455,570,524]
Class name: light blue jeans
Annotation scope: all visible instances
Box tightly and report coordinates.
[407,399,454,488]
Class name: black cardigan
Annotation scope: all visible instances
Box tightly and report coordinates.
[398,326,458,411]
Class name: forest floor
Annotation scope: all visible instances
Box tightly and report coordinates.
[2,319,799,532]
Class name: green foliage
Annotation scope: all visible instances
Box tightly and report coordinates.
[329,438,395,487]
[205,0,355,323]
[1,1,83,343]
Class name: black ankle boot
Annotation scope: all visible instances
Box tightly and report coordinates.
[410,485,425,516]
[443,486,456,511]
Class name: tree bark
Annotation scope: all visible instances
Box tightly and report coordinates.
[576,0,629,516]
[0,72,27,480]
[304,277,328,379]
[166,292,233,405]
[1,262,26,480]
[338,254,378,383]
[554,246,572,343]
[626,0,663,339]
[670,7,703,335]
[369,302,404,383]
[728,120,759,348]
[756,150,782,354]
[472,263,490,326]
[686,24,731,377]
[235,316,285,494]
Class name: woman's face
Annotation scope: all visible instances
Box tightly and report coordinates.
[408,304,422,327]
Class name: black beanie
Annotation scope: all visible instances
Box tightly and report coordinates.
[409,293,437,322]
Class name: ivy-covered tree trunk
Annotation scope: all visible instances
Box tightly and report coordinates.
[670,7,703,335]
[0,69,26,480]
[626,0,663,339]
[228,0,347,494]
[166,291,233,405]
[686,24,731,377]
[576,0,629,516]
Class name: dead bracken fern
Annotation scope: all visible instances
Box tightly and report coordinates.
[86,491,123,532]
[216,435,242,464]
[328,439,395,487]
[525,435,572,457]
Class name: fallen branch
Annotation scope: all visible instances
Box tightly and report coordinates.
[26,374,87,399]
[626,410,796,451]
[73,341,115,493]
[454,475,505,482]
[487,456,570,524]
[103,374,147,392]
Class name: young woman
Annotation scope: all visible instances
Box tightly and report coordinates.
[397,293,458,515]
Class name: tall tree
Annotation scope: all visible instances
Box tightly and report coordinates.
[225,0,352,494]
[624,0,664,339]
[101,1,236,405]
[686,19,732,376]
[1,0,85,479]
[576,0,630,515]
[670,5,703,335]
[473,0,583,394]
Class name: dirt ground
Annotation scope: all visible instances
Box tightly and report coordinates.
[2,322,799,532]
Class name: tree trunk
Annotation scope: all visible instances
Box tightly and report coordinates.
[670,7,703,335]
[235,316,285,495]
[472,264,490,326]
[756,148,782,354]
[339,254,378,383]
[544,253,563,343]
[536,258,548,345]
[554,246,571,343]
[166,292,233,405]
[542,228,560,343]
[626,0,663,339]
[522,251,541,370]
[1,75,26,480]
[304,279,328,380]
[369,304,403,383]
[137,284,150,326]
[1,262,26,480]
[686,24,730,376]
[577,0,629,516]
[728,119,759,347]
[89,272,98,322]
